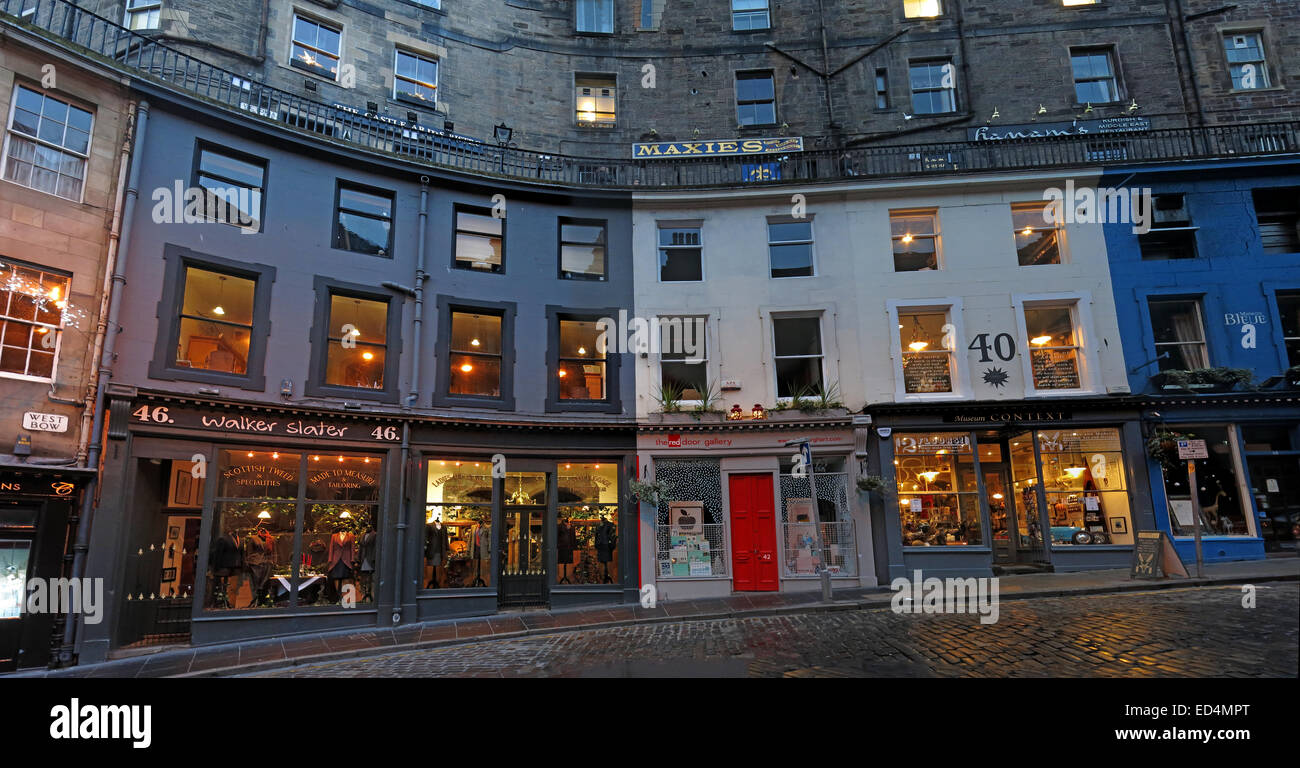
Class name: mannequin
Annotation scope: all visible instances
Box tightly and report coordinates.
[473,520,490,586]
[210,529,244,608]
[594,514,617,584]
[557,519,575,584]
[243,525,274,607]
[360,530,377,601]
[326,526,357,604]
[425,519,448,588]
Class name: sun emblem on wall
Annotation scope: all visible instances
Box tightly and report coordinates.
[982,367,1010,388]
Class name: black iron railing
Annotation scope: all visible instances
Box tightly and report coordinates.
[4,0,1298,190]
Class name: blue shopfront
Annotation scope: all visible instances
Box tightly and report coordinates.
[1103,157,1300,562]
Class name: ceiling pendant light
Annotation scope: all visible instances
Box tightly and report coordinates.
[212,275,227,316]
[907,316,929,352]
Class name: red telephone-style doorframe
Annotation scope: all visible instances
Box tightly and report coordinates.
[728,473,779,592]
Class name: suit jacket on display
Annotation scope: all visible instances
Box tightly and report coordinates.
[595,521,617,563]
[476,523,491,560]
[425,523,448,564]
[327,531,357,573]
[212,533,244,571]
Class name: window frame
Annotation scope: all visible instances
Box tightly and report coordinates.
[874,67,891,110]
[887,299,967,401]
[433,295,516,410]
[124,0,162,30]
[332,180,395,258]
[393,48,438,107]
[3,83,95,203]
[735,70,777,127]
[1011,201,1064,266]
[190,140,268,233]
[0,256,71,383]
[1138,193,1199,261]
[148,244,276,390]
[558,217,609,281]
[1146,296,1210,372]
[908,58,957,116]
[902,0,944,18]
[574,73,618,128]
[770,312,826,401]
[657,222,704,283]
[658,314,712,407]
[1221,30,1272,91]
[575,0,615,35]
[731,0,771,31]
[767,215,816,278]
[890,208,942,271]
[305,276,402,403]
[289,12,343,82]
[545,306,623,413]
[1275,291,1300,369]
[1069,45,1123,105]
[1014,293,1094,395]
[452,203,506,274]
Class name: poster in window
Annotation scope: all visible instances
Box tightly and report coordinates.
[903,354,952,393]
[670,501,704,535]
[1030,351,1080,389]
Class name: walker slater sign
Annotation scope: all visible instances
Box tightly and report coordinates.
[967,117,1151,142]
[632,137,803,158]
[127,403,401,442]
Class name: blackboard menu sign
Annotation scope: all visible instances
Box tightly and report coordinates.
[1030,351,1080,390]
[904,354,952,393]
[1130,530,1188,579]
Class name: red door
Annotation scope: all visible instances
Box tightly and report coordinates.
[729,473,779,591]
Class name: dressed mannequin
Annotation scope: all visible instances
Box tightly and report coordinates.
[359,530,377,601]
[326,528,357,603]
[557,519,575,584]
[210,530,244,608]
[594,515,617,584]
[243,527,274,607]
[425,520,448,588]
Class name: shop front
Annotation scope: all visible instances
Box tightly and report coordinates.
[635,417,873,602]
[869,402,1154,579]
[0,464,94,672]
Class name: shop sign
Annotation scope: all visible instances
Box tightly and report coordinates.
[1130,530,1188,579]
[130,403,401,443]
[967,117,1151,142]
[0,472,79,497]
[943,410,1071,425]
[632,137,803,158]
[22,412,69,432]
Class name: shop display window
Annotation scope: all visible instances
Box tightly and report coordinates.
[1036,428,1132,546]
[1025,305,1081,390]
[556,462,619,585]
[894,432,981,546]
[1160,426,1252,537]
[778,456,856,576]
[653,459,727,577]
[424,460,493,588]
[324,293,388,389]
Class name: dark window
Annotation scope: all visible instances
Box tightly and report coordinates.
[660,316,708,400]
[1139,194,1198,260]
[193,143,266,231]
[1277,292,1300,368]
[773,316,824,397]
[1252,187,1300,254]
[1012,202,1061,265]
[736,71,776,126]
[559,218,607,280]
[874,68,890,110]
[909,60,955,114]
[1070,47,1120,103]
[394,50,438,106]
[768,220,814,277]
[449,311,503,398]
[291,15,341,80]
[454,206,504,273]
[1149,298,1208,371]
[335,183,393,257]
[658,227,702,281]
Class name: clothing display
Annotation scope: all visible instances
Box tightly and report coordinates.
[212,532,244,575]
[424,522,449,566]
[557,520,576,563]
[307,539,328,569]
[360,531,377,573]
[594,519,617,563]
[243,531,274,591]
[476,522,491,560]
[326,531,357,578]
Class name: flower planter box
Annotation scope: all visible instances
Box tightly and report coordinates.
[1151,373,1240,394]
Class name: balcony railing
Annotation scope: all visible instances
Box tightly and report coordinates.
[5,0,1299,190]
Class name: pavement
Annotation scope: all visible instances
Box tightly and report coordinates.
[6,556,1296,678]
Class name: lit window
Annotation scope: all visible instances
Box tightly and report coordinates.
[174,267,255,374]
[658,227,702,282]
[324,294,387,390]
[3,85,93,201]
[559,218,607,280]
[909,60,956,114]
[773,316,824,398]
[732,0,770,30]
[891,210,940,271]
[903,0,942,18]
[449,312,503,398]
[1062,0,1098,5]
[1277,292,1300,367]
[575,74,616,126]
[334,183,393,257]
[899,310,954,394]
[768,220,814,278]
[735,71,776,126]
[576,0,614,33]
[291,15,342,80]
[1070,47,1120,103]
[1012,202,1062,265]
[893,432,981,547]
[557,319,606,401]
[0,260,70,380]
[125,0,161,30]
[394,50,438,105]
[1148,298,1208,371]
[1223,32,1271,90]
[454,206,504,273]
[1025,305,1082,389]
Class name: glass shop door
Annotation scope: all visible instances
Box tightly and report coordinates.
[498,472,549,609]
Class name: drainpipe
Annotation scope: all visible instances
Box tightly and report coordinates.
[59,100,150,665]
[1170,0,1208,127]
[392,422,410,625]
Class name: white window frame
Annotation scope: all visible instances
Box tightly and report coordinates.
[1011,201,1065,265]
[575,0,614,34]
[890,208,942,271]
[1222,31,1271,91]
[768,310,829,403]
[908,59,956,115]
[289,13,343,82]
[732,0,770,30]
[767,216,816,279]
[886,298,967,401]
[903,0,943,18]
[0,259,69,384]
[393,49,438,106]
[1147,296,1210,370]
[657,314,712,408]
[656,222,704,283]
[2,85,93,204]
[1013,292,1097,396]
[125,0,162,30]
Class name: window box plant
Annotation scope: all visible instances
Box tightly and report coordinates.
[1150,367,1253,393]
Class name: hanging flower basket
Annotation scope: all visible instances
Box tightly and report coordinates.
[1146,429,1196,468]
[628,478,669,507]
[856,475,886,493]
[1151,367,1253,393]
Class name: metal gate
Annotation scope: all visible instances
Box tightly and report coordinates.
[498,505,548,608]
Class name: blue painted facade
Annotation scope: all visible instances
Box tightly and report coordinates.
[1102,157,1300,564]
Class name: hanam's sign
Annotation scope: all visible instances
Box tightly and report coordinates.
[632,137,803,158]
[129,403,400,442]
[968,117,1150,142]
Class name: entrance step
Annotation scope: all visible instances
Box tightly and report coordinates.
[991,564,1055,576]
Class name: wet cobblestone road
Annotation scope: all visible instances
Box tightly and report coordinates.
[246,584,1299,678]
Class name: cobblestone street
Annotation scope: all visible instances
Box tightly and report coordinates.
[246,584,1300,678]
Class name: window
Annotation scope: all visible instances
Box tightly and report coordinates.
[899,310,954,394]
[1010,202,1062,265]
[1135,194,1197,260]
[653,459,727,577]
[1062,0,1099,5]
[732,0,769,30]
[1160,426,1251,537]
[394,50,437,106]
[768,219,814,278]
[909,59,956,114]
[1070,47,1120,103]
[454,206,504,273]
[1149,298,1208,371]
[3,85,93,201]
[557,462,620,585]
[773,316,824,397]
[1278,293,1300,367]
[448,310,503,398]
[290,15,341,80]
[891,210,940,271]
[779,455,856,576]
[1223,32,1271,90]
[557,319,606,401]
[735,71,776,127]
[1034,429,1132,546]
[424,459,493,589]
[659,316,708,400]
[576,0,614,33]
[658,226,702,281]
[559,218,607,280]
[894,432,981,546]
[0,259,69,380]
[322,291,389,391]
[172,266,254,375]
[1025,305,1082,389]
[125,0,161,30]
[903,0,942,17]
[640,0,656,30]
[334,183,393,257]
[874,68,890,110]
[193,143,265,231]
[409,0,441,8]
[205,450,382,610]
[1252,187,1300,254]
[575,75,616,126]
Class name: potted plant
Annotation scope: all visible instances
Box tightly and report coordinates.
[856,475,886,494]
[1146,429,1196,468]
[688,379,724,422]
[1151,367,1253,393]
[647,381,684,422]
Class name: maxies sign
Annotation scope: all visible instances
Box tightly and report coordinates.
[632,137,803,158]
[128,403,401,443]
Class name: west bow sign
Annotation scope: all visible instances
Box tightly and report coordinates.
[632,137,803,158]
